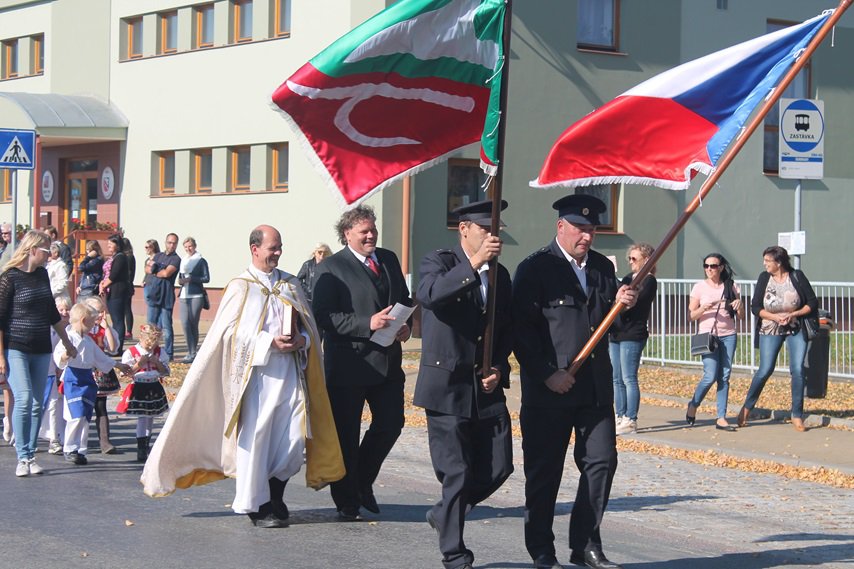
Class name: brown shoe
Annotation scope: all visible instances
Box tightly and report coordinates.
[792,417,807,432]
[737,407,749,428]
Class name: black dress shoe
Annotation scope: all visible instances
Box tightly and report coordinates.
[337,507,363,522]
[271,500,290,521]
[570,550,622,569]
[715,423,737,432]
[360,487,380,514]
[533,553,563,569]
[425,509,438,533]
[247,508,288,528]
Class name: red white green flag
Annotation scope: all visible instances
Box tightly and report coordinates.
[271,0,506,208]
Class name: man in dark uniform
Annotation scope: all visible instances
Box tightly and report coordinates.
[414,200,514,569]
[312,205,412,521]
[513,195,636,569]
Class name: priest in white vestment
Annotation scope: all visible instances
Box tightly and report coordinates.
[141,225,344,528]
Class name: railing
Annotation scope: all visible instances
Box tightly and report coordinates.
[644,279,854,379]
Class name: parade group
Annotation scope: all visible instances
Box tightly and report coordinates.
[0,193,818,569]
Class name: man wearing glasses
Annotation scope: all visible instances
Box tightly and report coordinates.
[0,223,13,268]
[145,233,181,361]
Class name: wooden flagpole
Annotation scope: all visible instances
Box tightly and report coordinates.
[481,0,513,375]
[568,0,851,377]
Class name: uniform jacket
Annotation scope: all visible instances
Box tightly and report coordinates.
[413,244,513,419]
[313,247,411,386]
[512,240,618,408]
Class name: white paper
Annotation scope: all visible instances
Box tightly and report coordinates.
[370,303,416,347]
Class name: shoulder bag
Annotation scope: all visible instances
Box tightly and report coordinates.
[789,270,820,341]
[690,293,723,357]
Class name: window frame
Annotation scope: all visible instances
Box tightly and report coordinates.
[446,158,489,228]
[233,0,254,44]
[158,152,176,195]
[271,143,289,190]
[31,34,44,74]
[2,40,18,79]
[574,184,620,233]
[194,3,215,49]
[577,0,620,53]
[194,149,213,194]
[159,11,178,55]
[1,170,11,203]
[230,146,251,192]
[274,0,291,38]
[126,17,143,60]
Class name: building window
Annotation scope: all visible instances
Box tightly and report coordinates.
[233,0,253,43]
[159,11,178,54]
[1,170,11,202]
[159,152,176,195]
[194,4,215,49]
[2,40,18,79]
[446,158,488,227]
[577,0,619,52]
[126,17,143,59]
[272,143,289,190]
[274,0,291,37]
[763,21,811,174]
[230,146,251,191]
[194,149,213,193]
[575,185,619,232]
[31,34,44,74]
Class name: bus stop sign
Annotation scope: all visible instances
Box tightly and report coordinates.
[0,129,35,170]
[779,98,824,179]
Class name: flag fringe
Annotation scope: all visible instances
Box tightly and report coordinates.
[269,99,476,211]
[528,162,715,192]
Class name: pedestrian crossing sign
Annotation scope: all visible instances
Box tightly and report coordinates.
[0,129,35,170]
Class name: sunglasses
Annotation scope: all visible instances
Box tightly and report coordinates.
[37,247,51,253]
[628,256,641,262]
[703,263,721,269]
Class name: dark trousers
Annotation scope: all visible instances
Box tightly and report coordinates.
[427,408,513,569]
[520,404,617,559]
[124,293,134,338]
[106,296,126,353]
[327,379,405,511]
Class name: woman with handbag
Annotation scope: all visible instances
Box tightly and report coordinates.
[737,246,817,432]
[686,253,743,430]
[177,237,209,364]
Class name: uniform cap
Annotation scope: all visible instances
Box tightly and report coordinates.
[552,194,606,225]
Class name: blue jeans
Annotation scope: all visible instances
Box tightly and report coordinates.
[6,350,51,461]
[743,333,807,419]
[690,334,737,419]
[147,305,175,360]
[609,339,646,421]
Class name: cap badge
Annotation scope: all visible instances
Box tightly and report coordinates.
[582,207,589,215]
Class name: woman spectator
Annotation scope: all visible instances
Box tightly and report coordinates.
[609,243,657,435]
[47,243,71,304]
[142,239,160,324]
[686,253,743,431]
[77,240,104,300]
[177,237,209,364]
[123,237,136,340]
[99,235,130,354]
[0,230,76,476]
[296,243,332,303]
[738,246,817,432]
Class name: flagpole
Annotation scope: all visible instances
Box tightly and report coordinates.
[481,0,513,376]
[567,0,851,377]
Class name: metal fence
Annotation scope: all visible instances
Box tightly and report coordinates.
[644,279,854,379]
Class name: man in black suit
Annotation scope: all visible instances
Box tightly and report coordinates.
[513,195,636,569]
[414,200,514,569]
[312,205,412,521]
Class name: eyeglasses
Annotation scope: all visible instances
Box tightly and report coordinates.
[1,232,11,236]
[37,247,50,253]
[703,263,721,269]
[628,256,641,262]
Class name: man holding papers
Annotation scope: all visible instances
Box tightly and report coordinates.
[313,205,413,521]
[414,200,514,569]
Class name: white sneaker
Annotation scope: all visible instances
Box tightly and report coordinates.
[48,440,63,455]
[2,416,10,442]
[27,459,44,475]
[616,419,637,435]
[15,460,29,477]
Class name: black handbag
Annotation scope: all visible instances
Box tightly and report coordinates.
[690,294,722,357]
[202,288,210,310]
[801,315,819,341]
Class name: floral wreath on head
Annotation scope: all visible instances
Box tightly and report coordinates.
[137,324,163,344]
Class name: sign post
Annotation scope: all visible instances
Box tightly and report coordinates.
[779,98,824,269]
[0,129,36,250]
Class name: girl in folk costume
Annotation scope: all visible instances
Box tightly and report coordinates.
[83,296,121,454]
[54,303,130,465]
[120,324,169,463]
[40,296,71,454]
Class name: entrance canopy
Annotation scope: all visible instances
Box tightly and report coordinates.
[0,92,127,146]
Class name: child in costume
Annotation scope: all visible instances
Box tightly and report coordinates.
[120,324,169,462]
[83,296,121,454]
[54,303,129,465]
[40,296,71,454]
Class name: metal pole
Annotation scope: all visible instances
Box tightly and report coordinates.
[794,179,802,269]
[10,170,17,250]
[568,0,851,376]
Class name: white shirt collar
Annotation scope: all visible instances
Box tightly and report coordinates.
[348,246,377,265]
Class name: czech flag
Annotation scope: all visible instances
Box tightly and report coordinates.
[531,11,832,191]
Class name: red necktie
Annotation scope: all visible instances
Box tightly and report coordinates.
[366,257,380,276]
